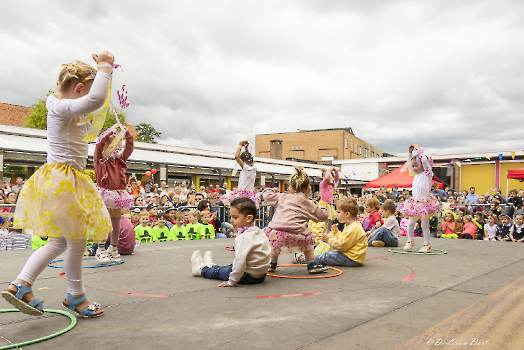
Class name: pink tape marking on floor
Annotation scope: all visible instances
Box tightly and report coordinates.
[119,292,169,298]
[368,255,417,282]
[256,292,323,299]
[401,273,417,282]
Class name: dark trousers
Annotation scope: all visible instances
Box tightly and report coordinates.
[201,264,266,284]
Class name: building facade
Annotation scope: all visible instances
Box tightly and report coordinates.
[255,128,387,163]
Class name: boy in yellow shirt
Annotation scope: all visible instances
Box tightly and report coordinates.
[296,199,367,266]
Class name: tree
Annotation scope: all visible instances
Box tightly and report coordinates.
[135,123,161,144]
[24,91,52,129]
[23,92,128,132]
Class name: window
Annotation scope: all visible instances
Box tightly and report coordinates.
[365,149,368,158]
[292,146,295,150]
[300,145,302,150]
[344,138,347,149]
[351,141,354,153]
[359,146,362,155]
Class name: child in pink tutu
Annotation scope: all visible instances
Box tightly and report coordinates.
[398,144,441,253]
[262,167,329,274]
[221,140,259,206]
[94,124,134,263]
[319,167,339,233]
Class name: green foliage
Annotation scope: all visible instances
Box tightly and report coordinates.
[23,91,128,133]
[103,108,128,132]
[23,91,52,129]
[135,123,161,144]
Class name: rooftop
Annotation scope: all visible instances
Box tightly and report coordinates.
[0,102,33,127]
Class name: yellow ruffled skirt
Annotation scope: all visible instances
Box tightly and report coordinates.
[318,200,337,221]
[14,163,112,242]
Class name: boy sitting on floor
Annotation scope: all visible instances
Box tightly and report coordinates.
[296,199,367,267]
[367,200,400,247]
[191,198,270,287]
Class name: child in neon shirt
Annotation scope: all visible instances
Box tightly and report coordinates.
[199,211,215,240]
[170,212,189,241]
[31,235,49,250]
[135,211,153,243]
[186,210,202,240]
[152,212,170,242]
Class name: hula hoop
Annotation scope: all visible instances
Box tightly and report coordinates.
[223,246,235,251]
[0,309,76,350]
[389,248,447,255]
[267,264,343,279]
[48,257,124,269]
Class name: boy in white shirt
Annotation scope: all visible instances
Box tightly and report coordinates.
[191,198,270,287]
[367,200,400,247]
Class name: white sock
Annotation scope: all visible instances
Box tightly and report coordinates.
[421,218,430,245]
[407,219,416,241]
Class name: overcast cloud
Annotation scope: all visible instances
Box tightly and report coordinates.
[1,0,523,157]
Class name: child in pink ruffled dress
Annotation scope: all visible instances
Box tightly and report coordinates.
[398,144,441,253]
[94,124,134,263]
[262,167,329,274]
[221,140,259,206]
[319,167,339,233]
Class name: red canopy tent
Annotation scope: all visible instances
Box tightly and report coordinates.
[365,168,444,189]
[507,167,524,180]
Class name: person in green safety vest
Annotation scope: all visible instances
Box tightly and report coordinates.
[171,212,189,241]
[135,211,153,243]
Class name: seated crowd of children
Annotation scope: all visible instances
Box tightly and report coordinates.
[133,208,220,243]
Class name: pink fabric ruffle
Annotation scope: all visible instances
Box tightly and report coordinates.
[263,227,315,255]
[98,188,133,210]
[221,189,261,207]
[398,196,441,218]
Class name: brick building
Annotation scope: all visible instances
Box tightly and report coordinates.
[255,128,388,163]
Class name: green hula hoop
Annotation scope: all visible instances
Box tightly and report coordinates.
[389,248,447,255]
[0,309,76,349]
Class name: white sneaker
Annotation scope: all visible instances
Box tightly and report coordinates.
[106,245,122,263]
[203,251,215,267]
[191,250,205,276]
[95,248,112,264]
[419,245,432,254]
[403,240,415,251]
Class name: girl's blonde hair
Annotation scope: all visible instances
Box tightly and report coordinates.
[56,61,96,97]
[289,167,310,195]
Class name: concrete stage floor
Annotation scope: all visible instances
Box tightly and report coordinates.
[1,237,523,350]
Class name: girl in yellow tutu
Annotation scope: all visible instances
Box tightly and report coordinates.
[1,51,115,318]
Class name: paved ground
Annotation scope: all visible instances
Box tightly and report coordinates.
[1,237,523,350]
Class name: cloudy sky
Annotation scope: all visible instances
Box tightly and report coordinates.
[1,0,523,157]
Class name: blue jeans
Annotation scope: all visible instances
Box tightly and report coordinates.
[201,264,267,284]
[302,250,362,267]
[368,226,399,247]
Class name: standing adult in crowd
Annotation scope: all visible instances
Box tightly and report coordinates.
[11,177,24,195]
[466,187,479,204]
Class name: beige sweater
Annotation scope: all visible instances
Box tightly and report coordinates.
[228,225,271,286]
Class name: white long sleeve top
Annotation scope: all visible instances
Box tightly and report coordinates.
[46,71,110,172]
[228,225,271,286]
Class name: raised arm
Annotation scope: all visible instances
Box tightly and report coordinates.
[94,131,112,163]
[235,140,247,168]
[122,129,134,161]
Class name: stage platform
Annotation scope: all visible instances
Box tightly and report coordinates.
[1,237,523,350]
